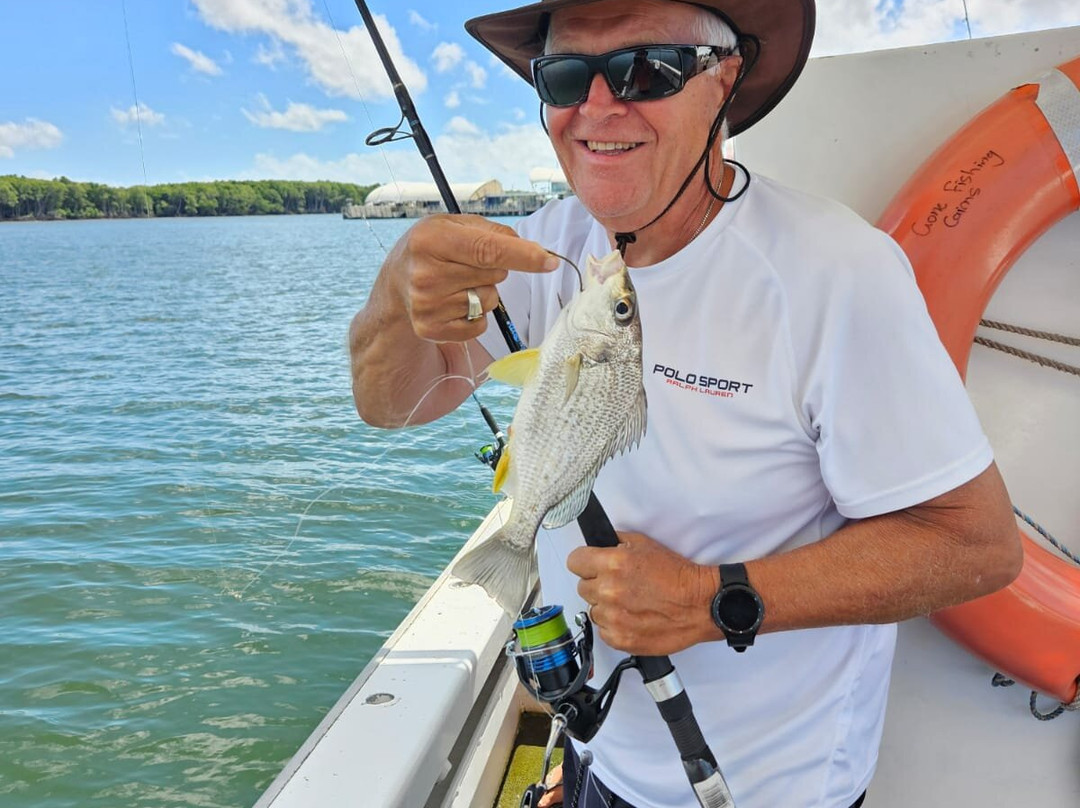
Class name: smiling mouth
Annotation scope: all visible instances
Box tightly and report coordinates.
[585,140,642,154]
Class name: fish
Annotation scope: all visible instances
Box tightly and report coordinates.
[452,250,647,614]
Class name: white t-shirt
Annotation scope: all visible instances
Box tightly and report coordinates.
[478,173,993,808]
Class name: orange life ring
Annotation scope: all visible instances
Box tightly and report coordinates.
[876,56,1080,704]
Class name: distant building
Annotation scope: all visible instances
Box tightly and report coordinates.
[343,171,572,220]
[529,167,571,198]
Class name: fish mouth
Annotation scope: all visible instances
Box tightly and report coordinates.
[586,250,627,286]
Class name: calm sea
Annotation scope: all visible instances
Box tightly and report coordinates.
[0,214,517,808]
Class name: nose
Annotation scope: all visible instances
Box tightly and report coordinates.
[578,72,628,118]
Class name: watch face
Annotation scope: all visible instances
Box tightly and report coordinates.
[720,586,762,633]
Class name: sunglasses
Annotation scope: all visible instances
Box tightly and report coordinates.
[531,45,730,107]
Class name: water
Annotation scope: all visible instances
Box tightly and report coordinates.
[0,215,517,808]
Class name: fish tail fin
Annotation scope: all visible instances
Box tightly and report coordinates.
[452,527,537,616]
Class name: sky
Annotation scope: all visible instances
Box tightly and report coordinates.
[1,0,1078,191]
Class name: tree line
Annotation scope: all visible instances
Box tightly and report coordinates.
[0,176,378,221]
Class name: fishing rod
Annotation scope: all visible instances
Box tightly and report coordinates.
[354,3,734,806]
[352,0,523,355]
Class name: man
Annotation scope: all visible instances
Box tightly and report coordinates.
[349,0,1022,805]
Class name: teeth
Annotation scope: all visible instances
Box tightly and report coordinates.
[587,141,639,153]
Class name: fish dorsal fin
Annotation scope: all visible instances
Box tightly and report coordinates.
[541,470,599,529]
[492,444,512,493]
[601,385,648,465]
[563,353,582,404]
[486,348,541,387]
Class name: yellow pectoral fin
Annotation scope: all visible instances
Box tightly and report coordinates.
[492,445,511,493]
[486,348,541,387]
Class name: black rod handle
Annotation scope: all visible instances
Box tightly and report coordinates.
[577,494,735,808]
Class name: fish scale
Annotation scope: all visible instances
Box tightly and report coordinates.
[453,250,647,614]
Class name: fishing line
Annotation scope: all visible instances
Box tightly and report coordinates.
[120,0,152,218]
[319,0,399,254]
[119,0,245,598]
[226,4,507,600]
[960,0,974,39]
[319,0,513,442]
[225,365,496,602]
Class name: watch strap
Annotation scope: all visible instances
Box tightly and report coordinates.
[718,562,750,589]
[713,562,763,652]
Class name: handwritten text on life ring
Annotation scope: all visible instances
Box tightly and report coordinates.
[910,149,1006,236]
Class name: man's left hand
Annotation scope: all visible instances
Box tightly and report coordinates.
[567,531,719,656]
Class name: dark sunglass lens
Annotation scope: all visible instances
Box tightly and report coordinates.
[606,47,684,101]
[535,57,591,106]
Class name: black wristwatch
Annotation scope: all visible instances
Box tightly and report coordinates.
[710,563,765,652]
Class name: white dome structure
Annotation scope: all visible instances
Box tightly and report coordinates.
[365,180,503,206]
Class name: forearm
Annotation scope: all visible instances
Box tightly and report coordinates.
[723,462,1022,638]
[349,270,459,427]
[574,464,1023,656]
[750,498,1018,636]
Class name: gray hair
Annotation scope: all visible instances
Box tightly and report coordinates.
[545,5,740,53]
[691,9,740,53]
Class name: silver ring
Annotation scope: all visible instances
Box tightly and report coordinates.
[466,288,483,321]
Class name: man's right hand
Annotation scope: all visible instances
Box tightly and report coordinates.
[349,213,558,428]
[386,213,559,343]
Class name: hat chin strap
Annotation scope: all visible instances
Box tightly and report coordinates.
[612,33,759,258]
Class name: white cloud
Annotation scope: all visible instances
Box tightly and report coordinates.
[446,116,480,135]
[432,42,465,73]
[813,0,1080,55]
[171,42,223,75]
[245,122,558,190]
[191,0,426,99]
[445,90,461,109]
[408,10,435,32]
[0,119,63,158]
[242,95,348,131]
[254,39,286,67]
[512,108,526,122]
[110,104,166,127]
[465,61,487,89]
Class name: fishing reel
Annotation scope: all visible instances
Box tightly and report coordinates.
[508,605,634,743]
[510,606,638,808]
[473,400,506,471]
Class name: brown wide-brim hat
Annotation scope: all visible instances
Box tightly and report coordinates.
[465,0,814,136]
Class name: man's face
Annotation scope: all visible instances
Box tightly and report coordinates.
[544,0,740,233]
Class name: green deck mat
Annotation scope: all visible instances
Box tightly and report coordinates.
[494,713,565,808]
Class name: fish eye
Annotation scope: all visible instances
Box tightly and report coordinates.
[614,297,635,323]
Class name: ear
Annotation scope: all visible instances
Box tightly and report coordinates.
[718,56,743,99]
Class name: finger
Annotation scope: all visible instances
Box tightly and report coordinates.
[443,284,502,327]
[438,216,560,273]
[475,284,501,316]
[422,315,491,344]
[577,581,597,610]
[544,763,563,787]
[407,260,509,306]
[537,783,563,808]
[567,546,612,579]
[566,546,595,579]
